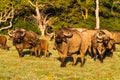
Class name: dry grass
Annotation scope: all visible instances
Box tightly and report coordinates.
[0,35,120,80]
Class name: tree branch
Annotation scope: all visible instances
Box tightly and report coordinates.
[0,21,12,31]
[0,7,14,31]
[0,7,14,23]
[28,0,36,7]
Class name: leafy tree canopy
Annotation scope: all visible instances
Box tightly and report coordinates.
[0,0,120,34]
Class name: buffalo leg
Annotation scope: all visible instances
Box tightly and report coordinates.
[60,57,66,67]
[80,53,85,67]
[109,48,114,58]
[44,49,48,57]
[59,53,66,67]
[110,50,113,57]
[72,54,77,66]
[93,48,97,61]
[88,47,93,58]
[37,49,41,57]
[99,51,103,63]
[17,49,24,57]
[100,54,103,63]
[29,48,34,56]
[100,49,105,63]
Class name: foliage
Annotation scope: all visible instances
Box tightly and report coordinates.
[12,17,41,34]
[0,0,120,34]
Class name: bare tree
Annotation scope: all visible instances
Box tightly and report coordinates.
[0,7,14,31]
[29,0,51,36]
[95,0,100,29]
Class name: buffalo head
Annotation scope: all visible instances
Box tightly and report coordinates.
[8,28,26,44]
[55,28,73,44]
[13,28,26,43]
[96,30,110,45]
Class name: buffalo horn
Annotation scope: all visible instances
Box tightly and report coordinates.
[63,31,73,38]
[21,31,26,37]
[8,30,15,37]
[96,31,106,40]
[96,33,103,39]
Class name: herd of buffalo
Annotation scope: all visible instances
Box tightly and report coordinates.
[0,27,119,67]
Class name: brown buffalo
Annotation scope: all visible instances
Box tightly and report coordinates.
[8,28,39,57]
[109,31,120,44]
[75,28,114,61]
[104,31,120,57]
[31,39,49,57]
[0,36,9,50]
[80,29,98,57]
[54,28,85,67]
[91,30,110,62]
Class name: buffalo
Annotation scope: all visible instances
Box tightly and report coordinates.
[8,28,39,57]
[0,36,9,50]
[77,29,114,60]
[54,28,86,67]
[91,30,111,62]
[105,31,120,57]
[80,29,98,58]
[109,31,120,44]
[31,39,49,57]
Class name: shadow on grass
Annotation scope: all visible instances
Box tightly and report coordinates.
[57,56,86,67]
[22,50,52,57]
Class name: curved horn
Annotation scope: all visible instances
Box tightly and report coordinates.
[20,28,26,32]
[96,33,102,39]
[14,28,26,32]
[96,31,106,39]
[21,31,26,37]
[63,31,73,38]
[17,28,26,37]
[7,30,15,37]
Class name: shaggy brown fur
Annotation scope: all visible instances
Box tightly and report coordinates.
[8,28,39,57]
[0,36,9,50]
[54,28,83,67]
[31,39,49,57]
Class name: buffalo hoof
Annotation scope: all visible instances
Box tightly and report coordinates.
[100,60,103,63]
[94,57,96,61]
[19,54,24,57]
[80,64,84,67]
[60,64,66,67]
[94,56,97,61]
[37,55,41,58]
[110,54,113,58]
[6,47,9,51]
[72,63,77,66]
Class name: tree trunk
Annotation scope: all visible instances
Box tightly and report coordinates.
[85,8,88,19]
[38,25,45,36]
[29,0,51,36]
[82,8,88,20]
[95,0,100,29]
[40,28,45,36]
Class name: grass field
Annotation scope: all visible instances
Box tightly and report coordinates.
[0,35,120,80]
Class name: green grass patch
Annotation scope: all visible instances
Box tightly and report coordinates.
[0,35,120,80]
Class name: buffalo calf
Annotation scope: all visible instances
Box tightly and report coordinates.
[31,39,49,57]
[0,36,9,50]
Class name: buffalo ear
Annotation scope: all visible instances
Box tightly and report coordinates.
[63,37,67,42]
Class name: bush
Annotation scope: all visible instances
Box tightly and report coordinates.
[12,18,41,35]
